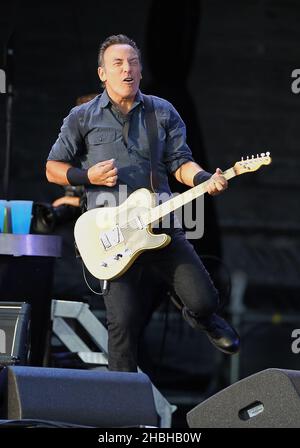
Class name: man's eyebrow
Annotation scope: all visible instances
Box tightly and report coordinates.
[112,57,139,62]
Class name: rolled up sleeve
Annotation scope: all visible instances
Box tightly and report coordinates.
[47,107,84,162]
[163,104,194,174]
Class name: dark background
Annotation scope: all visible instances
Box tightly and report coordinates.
[1,0,300,425]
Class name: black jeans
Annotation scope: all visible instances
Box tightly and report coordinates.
[103,229,219,372]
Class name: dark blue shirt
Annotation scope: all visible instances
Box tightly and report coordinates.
[48,89,194,209]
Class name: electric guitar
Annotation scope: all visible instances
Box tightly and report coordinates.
[74,153,272,280]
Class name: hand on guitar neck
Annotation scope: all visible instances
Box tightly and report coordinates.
[207,168,228,196]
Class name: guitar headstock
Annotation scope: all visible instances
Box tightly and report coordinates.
[233,152,272,176]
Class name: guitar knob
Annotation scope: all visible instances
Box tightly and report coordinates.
[100,262,108,267]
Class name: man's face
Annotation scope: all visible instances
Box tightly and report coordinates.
[98,44,142,102]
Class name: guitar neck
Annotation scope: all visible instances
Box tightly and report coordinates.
[144,167,236,225]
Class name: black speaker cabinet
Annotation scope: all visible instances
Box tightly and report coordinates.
[0,366,158,427]
[187,368,300,428]
[0,302,30,365]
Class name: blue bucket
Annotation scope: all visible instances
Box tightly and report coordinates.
[9,200,33,234]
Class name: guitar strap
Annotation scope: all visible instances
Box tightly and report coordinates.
[142,94,159,192]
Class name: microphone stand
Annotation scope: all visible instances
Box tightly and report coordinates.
[3,33,14,199]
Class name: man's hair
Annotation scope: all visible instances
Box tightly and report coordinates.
[98,34,141,67]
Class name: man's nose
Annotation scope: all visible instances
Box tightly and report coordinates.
[123,61,130,72]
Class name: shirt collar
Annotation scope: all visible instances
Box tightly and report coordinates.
[99,89,144,110]
[99,89,111,108]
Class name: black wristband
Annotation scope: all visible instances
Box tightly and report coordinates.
[66,167,90,186]
[193,170,212,186]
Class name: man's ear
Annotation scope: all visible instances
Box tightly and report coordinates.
[98,66,106,82]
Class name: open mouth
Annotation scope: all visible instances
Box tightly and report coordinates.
[123,77,134,84]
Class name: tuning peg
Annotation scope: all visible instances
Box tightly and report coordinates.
[252,155,254,158]
[261,152,265,157]
[256,154,259,158]
[241,156,244,161]
[266,151,270,156]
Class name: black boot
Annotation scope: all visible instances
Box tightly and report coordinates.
[182,308,240,355]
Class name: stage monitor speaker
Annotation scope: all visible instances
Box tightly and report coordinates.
[0,366,158,427]
[0,302,30,365]
[187,368,300,428]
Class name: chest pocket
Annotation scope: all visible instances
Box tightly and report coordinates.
[86,127,118,163]
[87,127,117,145]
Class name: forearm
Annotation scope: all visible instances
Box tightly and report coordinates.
[173,161,207,187]
[174,161,227,195]
[46,160,72,186]
[46,159,118,187]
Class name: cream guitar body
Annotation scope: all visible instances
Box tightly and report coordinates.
[74,188,170,280]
